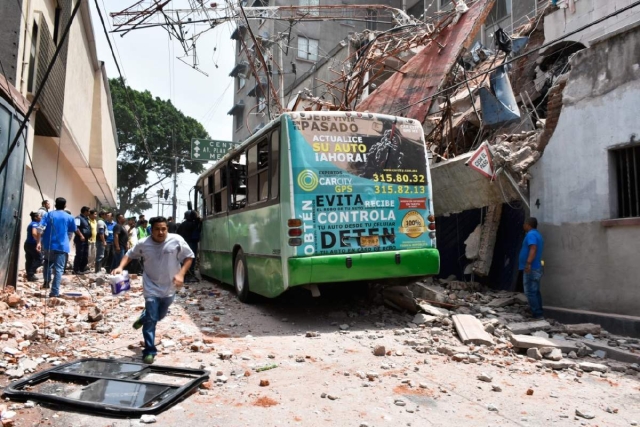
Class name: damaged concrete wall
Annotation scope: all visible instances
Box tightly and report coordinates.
[529,22,640,316]
[431,152,519,215]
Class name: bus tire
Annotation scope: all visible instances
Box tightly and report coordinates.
[233,250,251,303]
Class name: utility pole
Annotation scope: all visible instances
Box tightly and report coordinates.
[172,156,178,220]
[156,189,162,216]
[279,38,285,108]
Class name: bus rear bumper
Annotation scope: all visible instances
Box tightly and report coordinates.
[287,248,440,287]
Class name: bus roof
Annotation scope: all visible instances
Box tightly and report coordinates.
[196,111,421,183]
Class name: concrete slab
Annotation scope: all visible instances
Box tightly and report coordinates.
[487,297,518,308]
[510,334,579,353]
[576,339,640,364]
[452,314,494,346]
[507,320,551,335]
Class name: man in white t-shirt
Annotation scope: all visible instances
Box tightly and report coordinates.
[112,216,194,364]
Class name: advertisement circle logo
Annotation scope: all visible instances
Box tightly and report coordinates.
[399,210,426,238]
[297,170,319,192]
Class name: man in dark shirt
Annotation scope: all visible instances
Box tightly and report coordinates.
[167,217,178,233]
[73,206,92,274]
[112,214,129,271]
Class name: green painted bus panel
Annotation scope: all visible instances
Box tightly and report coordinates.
[246,255,284,298]
[227,204,282,258]
[287,248,440,286]
[217,252,234,285]
[200,216,229,281]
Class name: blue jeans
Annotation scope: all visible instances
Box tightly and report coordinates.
[43,250,66,297]
[140,296,174,356]
[112,246,125,271]
[523,269,544,318]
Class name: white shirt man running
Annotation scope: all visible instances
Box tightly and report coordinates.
[111,216,194,364]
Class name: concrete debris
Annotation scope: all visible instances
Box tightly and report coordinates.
[412,314,437,325]
[575,409,595,420]
[578,362,608,373]
[373,345,386,357]
[541,360,576,370]
[527,348,542,360]
[140,414,157,423]
[477,373,493,383]
[452,314,494,346]
[565,323,602,336]
[507,320,551,335]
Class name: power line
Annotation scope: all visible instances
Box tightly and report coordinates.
[391,0,640,115]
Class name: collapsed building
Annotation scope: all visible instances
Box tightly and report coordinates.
[286,0,640,335]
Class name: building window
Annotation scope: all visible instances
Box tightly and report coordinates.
[299,0,319,16]
[297,36,319,62]
[612,145,640,219]
[238,76,246,90]
[258,96,266,112]
[27,21,39,93]
[234,114,243,132]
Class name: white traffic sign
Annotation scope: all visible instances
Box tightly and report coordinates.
[466,141,495,179]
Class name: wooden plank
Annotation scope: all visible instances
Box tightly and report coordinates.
[452,314,494,346]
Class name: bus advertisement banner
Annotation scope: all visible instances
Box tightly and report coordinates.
[287,113,435,257]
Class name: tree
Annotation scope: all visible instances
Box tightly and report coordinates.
[109,78,210,215]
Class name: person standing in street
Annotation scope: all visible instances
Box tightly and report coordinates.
[41,197,76,297]
[167,216,178,233]
[177,210,201,282]
[112,216,194,364]
[37,200,50,218]
[24,211,43,281]
[87,209,98,269]
[73,206,92,274]
[104,212,116,270]
[112,214,129,270]
[95,211,107,273]
[519,217,545,319]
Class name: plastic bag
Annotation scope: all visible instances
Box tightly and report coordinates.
[109,271,131,296]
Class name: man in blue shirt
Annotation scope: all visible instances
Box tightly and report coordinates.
[104,212,116,271]
[40,197,76,297]
[519,217,544,319]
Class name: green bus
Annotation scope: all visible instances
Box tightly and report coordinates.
[195,111,439,301]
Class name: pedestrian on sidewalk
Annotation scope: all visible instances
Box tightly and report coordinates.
[111,216,194,364]
[88,209,98,269]
[95,211,108,273]
[519,217,545,319]
[73,206,92,274]
[41,197,76,297]
[24,211,43,281]
[112,213,128,270]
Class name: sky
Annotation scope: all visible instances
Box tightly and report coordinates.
[89,0,236,220]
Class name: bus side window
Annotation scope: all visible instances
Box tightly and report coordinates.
[207,174,214,216]
[214,167,227,213]
[247,144,258,205]
[258,140,269,201]
[230,153,247,210]
[270,129,279,199]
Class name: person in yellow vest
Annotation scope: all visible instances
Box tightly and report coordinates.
[88,209,98,269]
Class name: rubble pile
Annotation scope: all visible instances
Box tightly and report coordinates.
[0,273,240,384]
[377,278,640,377]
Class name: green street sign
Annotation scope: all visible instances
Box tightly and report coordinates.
[190,138,238,161]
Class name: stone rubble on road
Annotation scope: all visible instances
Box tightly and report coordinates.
[0,274,638,425]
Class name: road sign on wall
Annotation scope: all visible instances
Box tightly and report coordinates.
[190,138,238,161]
[466,141,495,179]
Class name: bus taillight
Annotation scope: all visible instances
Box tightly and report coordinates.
[288,228,302,237]
[428,215,435,222]
[428,223,436,231]
[288,218,302,227]
[288,238,302,246]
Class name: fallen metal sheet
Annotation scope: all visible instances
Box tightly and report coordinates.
[479,65,521,127]
[2,358,209,417]
[356,0,495,122]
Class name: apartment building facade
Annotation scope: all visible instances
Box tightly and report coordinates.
[0,0,118,279]
[228,0,417,142]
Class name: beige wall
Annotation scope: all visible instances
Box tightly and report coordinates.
[63,6,95,161]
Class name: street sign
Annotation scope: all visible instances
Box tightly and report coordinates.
[466,141,495,179]
[190,138,238,161]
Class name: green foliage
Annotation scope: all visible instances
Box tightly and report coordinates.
[109,78,209,215]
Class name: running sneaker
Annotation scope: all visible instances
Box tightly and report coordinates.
[143,354,155,364]
[133,315,144,330]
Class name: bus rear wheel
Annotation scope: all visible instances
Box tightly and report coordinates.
[233,250,251,303]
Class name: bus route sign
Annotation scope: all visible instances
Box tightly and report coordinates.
[190,138,237,161]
